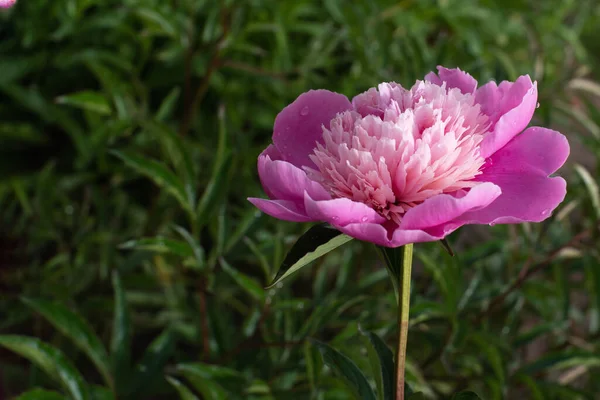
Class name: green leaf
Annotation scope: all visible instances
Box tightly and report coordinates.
[450,391,482,400]
[15,389,67,400]
[176,362,245,399]
[0,335,89,400]
[268,224,353,287]
[127,329,177,396]
[110,271,131,396]
[407,393,426,400]
[119,237,194,258]
[574,163,600,220]
[111,150,192,214]
[220,258,265,302]
[311,339,376,400]
[167,376,201,400]
[360,329,394,400]
[56,91,112,115]
[22,298,112,389]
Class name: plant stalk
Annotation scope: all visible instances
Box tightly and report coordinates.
[395,243,413,400]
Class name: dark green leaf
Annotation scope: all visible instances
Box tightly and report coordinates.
[450,391,482,400]
[360,329,394,400]
[220,258,265,302]
[110,271,131,396]
[127,329,177,396]
[119,237,194,258]
[311,339,376,400]
[111,150,192,214]
[0,335,89,400]
[167,376,201,400]
[269,224,353,287]
[22,298,112,389]
[15,389,67,400]
[56,91,112,115]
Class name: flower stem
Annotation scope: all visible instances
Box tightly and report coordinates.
[395,243,413,400]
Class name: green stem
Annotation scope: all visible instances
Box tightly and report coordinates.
[395,243,413,400]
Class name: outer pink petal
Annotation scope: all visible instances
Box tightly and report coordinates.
[459,127,569,224]
[258,155,330,202]
[247,198,314,222]
[273,89,352,169]
[477,76,538,158]
[483,127,569,175]
[399,182,501,230]
[303,192,387,226]
[337,222,440,248]
[436,66,478,94]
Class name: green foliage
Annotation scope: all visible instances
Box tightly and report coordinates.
[0,0,599,399]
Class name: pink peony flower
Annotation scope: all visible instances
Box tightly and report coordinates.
[0,0,16,9]
[248,67,569,247]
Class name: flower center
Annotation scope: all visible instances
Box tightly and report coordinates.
[306,81,490,225]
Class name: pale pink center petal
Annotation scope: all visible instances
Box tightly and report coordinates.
[306,81,490,224]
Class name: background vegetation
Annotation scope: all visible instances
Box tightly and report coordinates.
[1,0,600,399]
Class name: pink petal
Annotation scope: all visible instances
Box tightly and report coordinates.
[483,127,569,175]
[247,198,313,222]
[258,155,331,202]
[434,66,478,94]
[273,90,352,169]
[459,127,569,224]
[399,182,501,230]
[303,192,387,227]
[477,76,538,158]
[337,222,440,248]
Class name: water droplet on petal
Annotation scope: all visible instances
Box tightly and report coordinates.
[360,216,369,222]
[541,208,550,216]
[300,106,309,116]
[332,216,339,221]
[489,222,496,227]
[536,102,540,109]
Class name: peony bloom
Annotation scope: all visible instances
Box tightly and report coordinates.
[248,67,569,247]
[0,0,16,9]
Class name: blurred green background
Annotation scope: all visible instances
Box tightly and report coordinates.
[1,0,599,399]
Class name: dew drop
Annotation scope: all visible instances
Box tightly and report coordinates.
[489,222,496,227]
[300,106,309,116]
[332,216,339,221]
[541,208,550,216]
[360,216,369,222]
[536,102,540,109]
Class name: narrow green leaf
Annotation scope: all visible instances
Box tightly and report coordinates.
[220,258,265,302]
[22,298,112,389]
[15,389,67,400]
[119,237,194,258]
[143,121,195,204]
[56,91,112,115]
[156,88,181,121]
[0,335,89,400]
[167,376,201,400]
[176,362,245,399]
[311,339,376,400]
[360,329,394,400]
[450,391,482,400]
[574,163,600,220]
[172,225,206,270]
[127,329,177,396]
[111,150,191,214]
[110,271,131,396]
[268,224,353,287]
